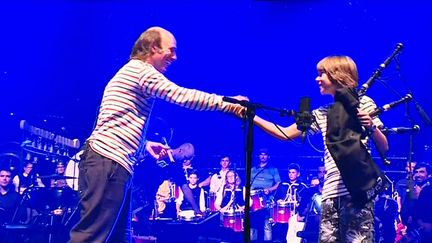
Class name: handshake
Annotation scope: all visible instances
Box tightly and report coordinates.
[223,95,249,118]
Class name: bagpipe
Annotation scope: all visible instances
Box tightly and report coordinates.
[326,43,409,205]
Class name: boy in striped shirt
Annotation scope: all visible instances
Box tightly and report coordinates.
[253,56,389,242]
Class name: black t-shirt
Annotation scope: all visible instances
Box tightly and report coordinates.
[0,188,21,224]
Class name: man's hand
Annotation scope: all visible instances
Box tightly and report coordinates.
[225,95,249,117]
[145,141,170,160]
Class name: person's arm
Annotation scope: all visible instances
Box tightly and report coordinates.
[265,182,280,195]
[199,188,206,212]
[214,187,224,211]
[254,116,302,141]
[176,189,184,213]
[198,175,211,188]
[357,110,389,154]
[12,175,19,192]
[140,70,245,114]
[36,175,45,187]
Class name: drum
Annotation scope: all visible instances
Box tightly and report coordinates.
[177,210,200,222]
[23,186,77,212]
[65,150,83,191]
[222,210,244,232]
[250,190,265,211]
[271,201,291,224]
[208,192,217,212]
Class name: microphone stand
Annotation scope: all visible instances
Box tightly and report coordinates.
[403,102,417,201]
[223,98,294,243]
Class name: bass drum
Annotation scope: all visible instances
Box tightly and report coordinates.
[65,150,84,191]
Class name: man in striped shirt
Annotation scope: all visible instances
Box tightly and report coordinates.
[69,26,245,243]
[253,56,389,242]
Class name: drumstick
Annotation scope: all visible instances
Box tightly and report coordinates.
[161,137,175,163]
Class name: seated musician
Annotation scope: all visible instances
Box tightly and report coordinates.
[176,170,206,216]
[155,179,179,218]
[0,167,28,243]
[214,170,245,213]
[215,170,245,243]
[273,163,308,243]
[250,148,281,242]
[0,168,23,224]
[12,161,44,195]
[208,155,232,194]
[50,161,68,188]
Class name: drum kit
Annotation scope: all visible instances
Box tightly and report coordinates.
[23,174,79,217]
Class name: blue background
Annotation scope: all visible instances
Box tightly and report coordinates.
[1,0,431,171]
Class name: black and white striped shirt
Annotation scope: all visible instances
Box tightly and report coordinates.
[88,59,233,174]
[309,96,384,200]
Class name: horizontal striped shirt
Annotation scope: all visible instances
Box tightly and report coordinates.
[88,59,233,174]
[308,96,384,200]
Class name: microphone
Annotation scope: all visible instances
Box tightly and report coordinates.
[295,97,313,140]
[381,125,420,134]
[415,102,432,127]
[222,96,258,108]
[358,43,404,96]
[369,93,412,117]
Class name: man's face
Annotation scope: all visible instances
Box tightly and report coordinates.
[317,166,326,179]
[183,159,192,167]
[0,170,11,187]
[259,153,269,163]
[151,31,177,73]
[288,169,300,182]
[414,167,429,184]
[188,174,198,185]
[56,164,65,174]
[220,157,230,169]
[24,163,33,174]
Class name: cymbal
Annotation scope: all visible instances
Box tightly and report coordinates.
[38,174,77,180]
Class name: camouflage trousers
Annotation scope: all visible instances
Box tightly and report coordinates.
[319,195,375,243]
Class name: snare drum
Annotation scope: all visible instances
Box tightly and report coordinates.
[222,210,244,232]
[271,201,291,224]
[250,190,265,211]
[178,210,200,222]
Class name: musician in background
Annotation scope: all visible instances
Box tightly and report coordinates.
[401,162,431,234]
[413,162,432,243]
[215,170,244,243]
[0,167,26,243]
[250,148,281,242]
[176,170,206,215]
[273,163,308,243]
[50,161,68,188]
[252,56,388,242]
[12,161,44,195]
[208,155,231,210]
[395,161,417,215]
[215,170,244,212]
[0,168,22,224]
[309,164,326,187]
[374,192,398,243]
